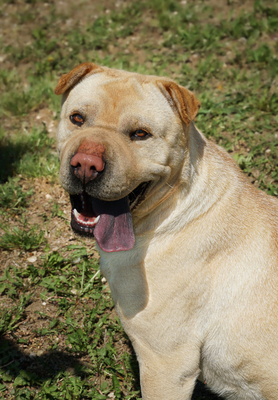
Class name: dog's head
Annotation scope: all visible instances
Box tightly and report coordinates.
[55,63,200,253]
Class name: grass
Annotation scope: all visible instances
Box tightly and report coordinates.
[0,249,140,399]
[0,222,46,251]
[0,178,33,213]
[0,0,277,398]
[0,125,59,183]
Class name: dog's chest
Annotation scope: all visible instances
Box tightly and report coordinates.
[99,242,149,319]
[98,237,210,351]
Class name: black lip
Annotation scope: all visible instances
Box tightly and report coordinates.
[128,181,150,211]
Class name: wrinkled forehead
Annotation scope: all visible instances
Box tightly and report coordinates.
[63,72,173,119]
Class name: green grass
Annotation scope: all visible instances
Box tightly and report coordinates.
[0,249,140,399]
[0,0,277,398]
[0,70,59,117]
[0,178,33,213]
[0,125,59,182]
[0,222,46,251]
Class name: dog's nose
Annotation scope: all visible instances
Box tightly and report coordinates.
[71,152,105,184]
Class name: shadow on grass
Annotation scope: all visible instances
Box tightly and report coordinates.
[0,141,29,183]
[0,336,93,381]
[0,125,54,183]
[0,335,223,399]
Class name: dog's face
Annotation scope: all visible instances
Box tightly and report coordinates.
[55,63,200,253]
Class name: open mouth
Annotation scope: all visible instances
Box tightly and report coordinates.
[70,181,150,252]
[71,192,100,235]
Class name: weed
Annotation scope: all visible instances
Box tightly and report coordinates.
[0,221,46,251]
[0,293,32,333]
[50,202,67,220]
[0,178,33,213]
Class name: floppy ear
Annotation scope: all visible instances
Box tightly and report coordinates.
[158,81,200,126]
[54,62,103,95]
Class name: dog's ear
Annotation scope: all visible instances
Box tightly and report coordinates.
[54,63,103,95]
[158,81,200,125]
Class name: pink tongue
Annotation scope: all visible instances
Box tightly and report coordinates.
[92,197,135,252]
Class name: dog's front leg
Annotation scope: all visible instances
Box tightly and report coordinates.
[139,360,200,400]
[136,345,200,400]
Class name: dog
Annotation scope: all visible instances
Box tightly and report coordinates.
[54,63,278,400]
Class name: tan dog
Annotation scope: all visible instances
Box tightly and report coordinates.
[55,63,278,400]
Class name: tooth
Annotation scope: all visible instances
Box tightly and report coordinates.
[73,209,80,218]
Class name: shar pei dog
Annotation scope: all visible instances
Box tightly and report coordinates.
[54,63,278,400]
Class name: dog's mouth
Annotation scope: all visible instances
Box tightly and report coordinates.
[70,182,150,252]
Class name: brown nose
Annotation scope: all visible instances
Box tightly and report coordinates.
[71,152,105,184]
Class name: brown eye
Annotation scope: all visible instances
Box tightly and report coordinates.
[70,113,84,127]
[130,129,151,141]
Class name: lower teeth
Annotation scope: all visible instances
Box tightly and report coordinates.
[73,209,99,227]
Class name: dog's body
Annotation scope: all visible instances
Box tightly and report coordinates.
[55,63,278,400]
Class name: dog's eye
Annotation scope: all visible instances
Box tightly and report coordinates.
[70,113,84,127]
[130,129,151,141]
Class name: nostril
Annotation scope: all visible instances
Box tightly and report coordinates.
[71,162,81,169]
